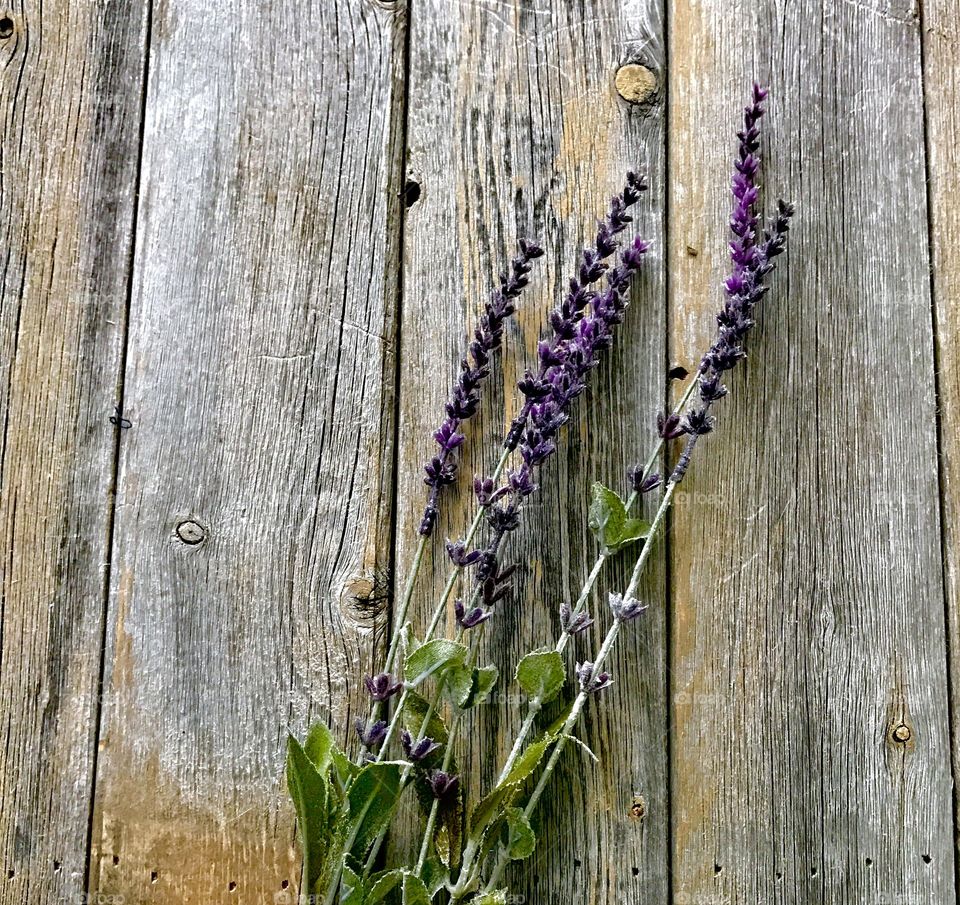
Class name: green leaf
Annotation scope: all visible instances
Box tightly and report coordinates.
[515,649,566,704]
[403,690,450,746]
[286,732,332,894]
[401,873,431,905]
[405,639,467,687]
[365,870,403,904]
[419,858,449,897]
[401,622,421,657]
[443,661,476,709]
[303,721,336,775]
[463,664,499,709]
[346,762,403,859]
[588,482,650,552]
[504,806,536,860]
[340,862,365,905]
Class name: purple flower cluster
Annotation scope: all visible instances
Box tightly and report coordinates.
[576,660,613,694]
[419,239,545,537]
[441,174,651,609]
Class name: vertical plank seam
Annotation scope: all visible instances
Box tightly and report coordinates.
[82,0,154,892]
[662,2,676,901]
[916,0,960,898]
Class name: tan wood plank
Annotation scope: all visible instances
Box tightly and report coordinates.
[88,1,407,901]
[0,1,147,901]
[923,0,960,885]
[667,0,955,900]
[393,1,670,899]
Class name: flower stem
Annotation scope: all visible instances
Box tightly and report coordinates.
[482,480,678,893]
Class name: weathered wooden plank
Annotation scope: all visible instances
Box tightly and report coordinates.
[394,0,669,900]
[89,0,407,900]
[923,0,960,883]
[668,1,955,901]
[0,1,147,901]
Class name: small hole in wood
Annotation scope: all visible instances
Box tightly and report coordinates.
[631,867,639,877]
[403,179,421,208]
[229,881,237,892]
[811,866,818,877]
[775,872,783,881]
[0,17,14,38]
[151,871,158,883]
[112,855,120,866]
[714,863,722,876]
[6,869,14,880]
[923,854,932,864]
[281,880,290,890]
[865,858,873,866]
[573,858,582,869]
[53,861,61,872]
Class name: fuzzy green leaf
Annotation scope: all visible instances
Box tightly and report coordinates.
[515,649,566,704]
[365,870,403,903]
[340,862,365,905]
[402,873,432,905]
[286,733,332,894]
[588,482,650,552]
[403,690,450,747]
[464,664,499,709]
[405,639,467,687]
[504,806,537,860]
[419,858,449,897]
[346,762,403,859]
[472,891,508,905]
[443,661,476,709]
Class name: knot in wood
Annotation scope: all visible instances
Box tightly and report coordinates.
[615,64,657,105]
[176,519,207,545]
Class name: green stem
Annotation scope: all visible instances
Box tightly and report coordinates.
[482,481,678,893]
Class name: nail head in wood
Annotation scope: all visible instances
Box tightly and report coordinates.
[891,723,912,743]
[0,16,14,38]
[615,64,657,105]
[176,520,207,545]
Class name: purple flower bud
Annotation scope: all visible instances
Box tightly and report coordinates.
[576,661,613,694]
[657,411,687,440]
[684,409,715,436]
[608,592,648,621]
[401,730,440,762]
[355,719,387,748]
[560,601,594,636]
[627,465,661,494]
[455,598,493,629]
[429,770,460,802]
[363,673,403,701]
[445,539,482,567]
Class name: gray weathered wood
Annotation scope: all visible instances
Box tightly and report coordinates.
[923,0,960,883]
[88,0,407,900]
[0,1,147,901]
[667,1,955,901]
[393,0,670,899]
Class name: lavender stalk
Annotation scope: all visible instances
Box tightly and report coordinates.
[479,83,793,898]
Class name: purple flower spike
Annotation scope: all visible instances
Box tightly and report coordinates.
[576,661,613,695]
[559,601,594,636]
[355,719,388,748]
[401,730,441,762]
[446,539,482,567]
[419,239,545,537]
[429,770,460,802]
[455,599,493,630]
[657,411,686,440]
[363,673,403,702]
[669,85,793,485]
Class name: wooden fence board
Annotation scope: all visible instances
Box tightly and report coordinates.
[89,1,407,901]
[923,0,960,895]
[394,1,670,900]
[0,1,147,902]
[667,1,955,902]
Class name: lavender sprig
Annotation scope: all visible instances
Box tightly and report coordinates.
[479,84,792,897]
[420,239,544,537]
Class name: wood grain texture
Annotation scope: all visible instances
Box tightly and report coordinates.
[394,0,669,900]
[88,0,407,901]
[0,0,147,901]
[667,0,955,902]
[923,0,960,893]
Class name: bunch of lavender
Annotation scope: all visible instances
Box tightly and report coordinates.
[285,85,791,905]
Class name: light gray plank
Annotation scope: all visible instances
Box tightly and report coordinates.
[89,0,407,900]
[0,1,147,901]
[394,0,669,900]
[923,0,960,883]
[667,1,955,901]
